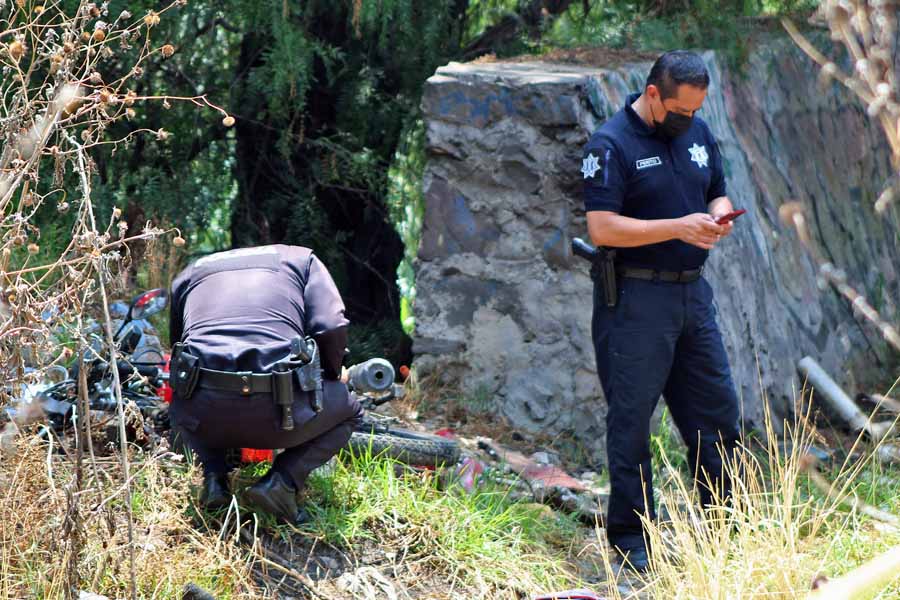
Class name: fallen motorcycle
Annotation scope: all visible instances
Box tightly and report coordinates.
[345,359,460,468]
[11,288,460,468]
[3,288,170,434]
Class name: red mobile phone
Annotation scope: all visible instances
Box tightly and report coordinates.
[715,209,746,225]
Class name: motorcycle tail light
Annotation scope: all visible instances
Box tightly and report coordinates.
[241,448,273,463]
[158,353,173,403]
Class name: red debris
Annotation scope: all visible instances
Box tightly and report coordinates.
[434,428,457,439]
[456,457,486,492]
[483,442,586,492]
[521,464,586,491]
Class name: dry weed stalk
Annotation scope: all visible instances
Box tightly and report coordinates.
[784,2,900,215]
[0,438,260,598]
[606,396,900,599]
[779,201,900,355]
[0,1,231,598]
[799,453,899,528]
[809,545,900,599]
[780,3,900,359]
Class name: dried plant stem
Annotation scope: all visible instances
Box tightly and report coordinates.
[64,351,89,600]
[801,455,900,528]
[783,9,900,214]
[72,139,137,600]
[871,394,900,414]
[781,19,875,103]
[819,263,900,353]
[780,206,900,355]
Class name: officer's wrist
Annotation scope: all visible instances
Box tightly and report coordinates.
[665,217,684,241]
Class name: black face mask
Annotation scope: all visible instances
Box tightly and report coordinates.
[651,101,693,140]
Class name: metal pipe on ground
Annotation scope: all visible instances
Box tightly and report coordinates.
[809,545,900,600]
[797,356,895,442]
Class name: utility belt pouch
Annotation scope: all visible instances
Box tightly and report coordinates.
[171,344,200,401]
[272,369,295,431]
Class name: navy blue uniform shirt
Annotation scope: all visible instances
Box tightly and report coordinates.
[582,92,726,271]
[169,245,349,377]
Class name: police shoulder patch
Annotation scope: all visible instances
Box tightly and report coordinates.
[582,152,601,179]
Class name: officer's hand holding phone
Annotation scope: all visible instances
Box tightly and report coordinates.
[716,219,734,239]
[712,209,744,239]
[676,213,726,250]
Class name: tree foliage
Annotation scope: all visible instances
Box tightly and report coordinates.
[65,0,822,362]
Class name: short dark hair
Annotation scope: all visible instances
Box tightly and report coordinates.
[646,50,710,100]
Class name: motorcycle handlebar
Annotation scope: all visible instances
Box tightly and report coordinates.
[347,358,395,394]
[116,360,160,379]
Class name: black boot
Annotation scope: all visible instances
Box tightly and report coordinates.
[615,545,650,574]
[244,470,308,524]
[199,473,231,510]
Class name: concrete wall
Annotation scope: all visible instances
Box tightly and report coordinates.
[413,45,900,462]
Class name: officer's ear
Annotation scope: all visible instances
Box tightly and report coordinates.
[646,84,662,102]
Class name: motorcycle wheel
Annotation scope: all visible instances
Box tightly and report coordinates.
[347,428,460,468]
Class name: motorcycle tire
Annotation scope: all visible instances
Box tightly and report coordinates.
[347,428,460,468]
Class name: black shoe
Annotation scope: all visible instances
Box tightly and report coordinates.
[199,473,231,510]
[615,546,650,574]
[244,470,304,524]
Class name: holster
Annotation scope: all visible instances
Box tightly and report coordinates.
[270,336,323,431]
[294,338,324,414]
[171,343,200,401]
[590,248,618,308]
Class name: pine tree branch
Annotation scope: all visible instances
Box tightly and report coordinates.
[461,0,574,60]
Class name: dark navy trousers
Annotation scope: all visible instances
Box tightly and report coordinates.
[171,381,363,491]
[592,275,740,552]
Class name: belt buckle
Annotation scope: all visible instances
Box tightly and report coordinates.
[236,371,253,395]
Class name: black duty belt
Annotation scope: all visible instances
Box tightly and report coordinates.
[197,367,276,395]
[617,266,703,283]
[173,336,323,430]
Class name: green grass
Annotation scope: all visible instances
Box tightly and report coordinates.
[7,390,898,599]
[297,446,585,595]
[650,407,689,477]
[225,446,589,595]
[802,455,900,597]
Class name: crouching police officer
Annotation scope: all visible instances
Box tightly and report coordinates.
[582,51,741,572]
[168,244,362,523]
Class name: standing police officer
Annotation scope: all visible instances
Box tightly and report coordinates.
[168,244,362,523]
[582,51,741,572]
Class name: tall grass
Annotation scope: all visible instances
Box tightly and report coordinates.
[3,387,898,598]
[0,431,589,599]
[597,393,900,600]
[0,439,257,599]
